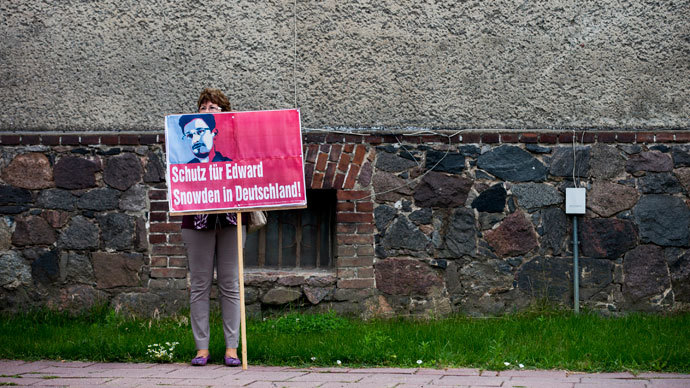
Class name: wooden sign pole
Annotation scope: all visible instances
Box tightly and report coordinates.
[236,212,248,370]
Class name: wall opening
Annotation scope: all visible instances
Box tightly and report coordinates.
[244,189,336,269]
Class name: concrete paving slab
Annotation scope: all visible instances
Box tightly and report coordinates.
[288,371,364,382]
[245,381,323,388]
[649,379,690,388]
[344,367,419,374]
[30,377,112,386]
[1,360,689,387]
[437,375,506,386]
[416,368,481,376]
[505,378,576,387]
[498,369,570,378]
[355,372,440,385]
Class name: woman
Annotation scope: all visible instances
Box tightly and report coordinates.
[182,88,245,367]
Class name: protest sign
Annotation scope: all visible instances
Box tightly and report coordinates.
[164,109,306,214]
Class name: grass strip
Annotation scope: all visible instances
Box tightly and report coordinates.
[0,306,688,373]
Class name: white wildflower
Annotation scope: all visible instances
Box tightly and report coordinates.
[504,362,511,366]
[519,364,525,368]
[417,360,423,365]
[336,360,342,365]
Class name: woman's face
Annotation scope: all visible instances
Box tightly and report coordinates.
[199,100,222,113]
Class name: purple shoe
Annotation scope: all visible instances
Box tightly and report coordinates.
[224,355,241,367]
[191,355,210,366]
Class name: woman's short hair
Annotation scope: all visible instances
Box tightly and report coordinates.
[197,88,231,112]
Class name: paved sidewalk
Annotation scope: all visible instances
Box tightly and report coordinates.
[1,360,689,387]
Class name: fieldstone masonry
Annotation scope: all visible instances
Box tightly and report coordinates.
[1,131,689,317]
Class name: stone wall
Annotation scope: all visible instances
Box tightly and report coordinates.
[2,1,689,131]
[1,131,689,317]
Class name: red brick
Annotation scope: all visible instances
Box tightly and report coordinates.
[582,132,596,143]
[333,173,345,189]
[356,245,375,256]
[326,133,345,143]
[304,133,326,143]
[381,135,398,143]
[139,134,158,145]
[343,164,360,190]
[356,267,375,278]
[481,133,499,144]
[152,245,187,256]
[449,134,462,143]
[150,212,167,222]
[500,133,519,143]
[20,135,40,145]
[101,135,119,145]
[520,133,538,143]
[616,132,636,143]
[636,132,654,143]
[149,234,167,244]
[337,202,355,212]
[169,257,187,267]
[169,233,183,244]
[597,132,616,143]
[352,145,367,166]
[357,224,375,234]
[149,223,180,233]
[337,234,374,244]
[656,132,674,142]
[315,152,328,172]
[304,164,314,188]
[674,132,690,142]
[336,245,357,257]
[329,144,343,161]
[0,135,20,145]
[364,135,383,144]
[312,172,324,189]
[343,134,363,143]
[148,190,167,200]
[323,161,336,189]
[337,257,374,267]
[461,133,480,143]
[424,135,448,144]
[81,135,100,145]
[59,135,79,145]
[150,201,169,211]
[337,213,373,223]
[337,190,369,200]
[305,144,319,163]
[355,202,374,212]
[169,215,182,223]
[337,278,375,289]
[336,224,357,234]
[120,134,140,145]
[150,256,168,267]
[40,135,59,145]
[337,153,351,172]
[539,134,558,144]
[337,268,356,278]
[150,268,187,279]
[343,144,355,153]
[558,133,575,143]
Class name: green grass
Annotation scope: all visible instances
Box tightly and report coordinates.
[0,305,688,373]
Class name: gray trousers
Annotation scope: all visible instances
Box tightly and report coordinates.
[182,226,245,350]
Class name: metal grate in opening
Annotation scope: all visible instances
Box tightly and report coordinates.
[244,190,335,269]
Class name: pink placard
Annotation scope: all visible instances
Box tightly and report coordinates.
[165,109,306,213]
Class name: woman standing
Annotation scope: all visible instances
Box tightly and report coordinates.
[182,88,244,367]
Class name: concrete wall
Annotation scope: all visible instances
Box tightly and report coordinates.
[2,0,689,132]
